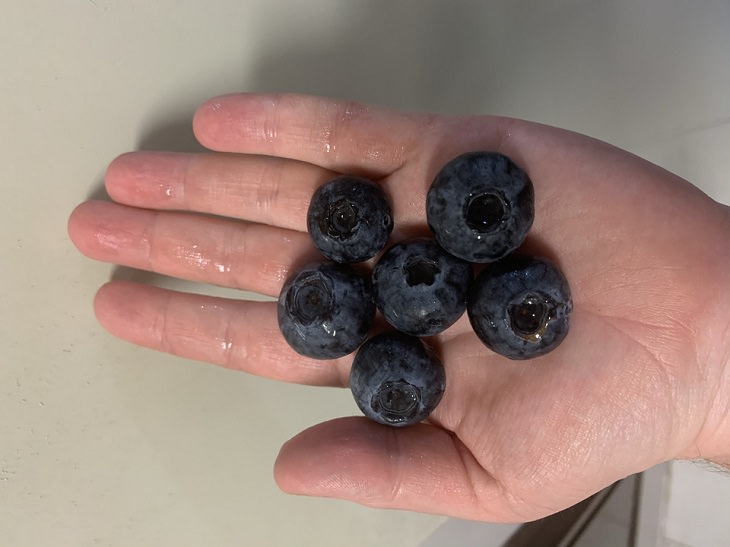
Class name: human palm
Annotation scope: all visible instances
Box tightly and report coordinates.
[69,93,730,522]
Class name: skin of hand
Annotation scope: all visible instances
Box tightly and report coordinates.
[68,93,730,522]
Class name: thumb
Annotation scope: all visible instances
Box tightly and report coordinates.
[273,417,511,521]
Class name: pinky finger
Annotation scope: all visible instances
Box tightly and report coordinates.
[93,281,349,387]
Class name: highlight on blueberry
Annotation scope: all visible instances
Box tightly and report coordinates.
[307,175,393,263]
[277,261,375,359]
[372,237,473,336]
[467,254,572,359]
[426,151,534,263]
[349,332,446,427]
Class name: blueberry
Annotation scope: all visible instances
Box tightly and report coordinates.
[349,332,446,427]
[277,261,375,359]
[372,237,473,336]
[467,254,572,359]
[426,152,534,263]
[307,175,393,263]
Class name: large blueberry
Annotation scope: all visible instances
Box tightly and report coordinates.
[350,332,446,427]
[277,261,375,359]
[372,237,473,336]
[426,151,534,263]
[467,254,572,359]
[307,175,393,263]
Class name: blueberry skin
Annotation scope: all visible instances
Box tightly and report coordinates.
[467,254,572,360]
[350,332,446,427]
[372,237,473,336]
[277,261,375,359]
[426,151,534,263]
[307,175,393,263]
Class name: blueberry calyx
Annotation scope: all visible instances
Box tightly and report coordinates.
[466,191,507,233]
[324,199,360,240]
[371,380,421,424]
[285,271,334,325]
[508,292,553,340]
[404,256,440,286]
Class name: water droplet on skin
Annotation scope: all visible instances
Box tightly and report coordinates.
[263,121,277,143]
[179,245,222,271]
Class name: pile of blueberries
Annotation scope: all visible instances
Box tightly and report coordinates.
[277,152,572,427]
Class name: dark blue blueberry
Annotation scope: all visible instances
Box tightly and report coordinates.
[349,332,445,427]
[467,254,572,359]
[372,237,472,336]
[277,261,375,359]
[426,152,534,263]
[307,175,393,263]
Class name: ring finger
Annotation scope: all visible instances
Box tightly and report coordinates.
[68,200,320,297]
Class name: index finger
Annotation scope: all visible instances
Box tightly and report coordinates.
[192,93,435,177]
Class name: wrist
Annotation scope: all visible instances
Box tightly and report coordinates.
[698,318,730,467]
[696,207,730,465]
[680,205,730,466]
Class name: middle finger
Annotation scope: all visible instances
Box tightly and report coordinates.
[105,151,337,231]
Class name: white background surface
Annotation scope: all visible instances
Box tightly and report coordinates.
[2,1,729,546]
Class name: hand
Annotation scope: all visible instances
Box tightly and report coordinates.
[68,93,730,522]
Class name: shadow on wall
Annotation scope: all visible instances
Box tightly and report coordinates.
[133,0,626,154]
[240,1,510,114]
[137,0,528,158]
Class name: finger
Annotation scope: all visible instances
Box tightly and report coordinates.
[94,280,348,386]
[68,200,318,297]
[274,417,514,522]
[192,93,435,177]
[105,151,336,232]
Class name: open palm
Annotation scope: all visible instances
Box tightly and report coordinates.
[68,93,730,522]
